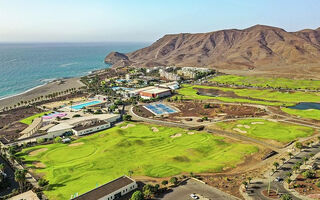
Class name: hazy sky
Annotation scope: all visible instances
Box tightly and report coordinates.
[1,0,320,42]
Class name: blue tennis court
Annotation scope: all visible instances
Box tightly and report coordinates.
[144,103,177,115]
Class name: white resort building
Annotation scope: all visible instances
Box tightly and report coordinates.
[72,176,138,200]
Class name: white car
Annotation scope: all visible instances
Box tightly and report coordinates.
[190,193,199,199]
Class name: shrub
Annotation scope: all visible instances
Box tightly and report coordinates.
[54,137,62,143]
[130,191,143,200]
[38,178,49,187]
[36,138,45,144]
[169,177,178,185]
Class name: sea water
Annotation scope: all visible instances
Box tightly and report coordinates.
[0,42,147,99]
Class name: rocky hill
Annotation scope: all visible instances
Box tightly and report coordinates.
[105,25,320,78]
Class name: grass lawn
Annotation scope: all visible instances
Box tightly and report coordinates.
[215,119,314,143]
[178,84,320,106]
[210,75,320,90]
[20,111,52,125]
[281,108,320,120]
[18,122,258,199]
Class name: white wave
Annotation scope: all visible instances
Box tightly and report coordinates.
[59,62,78,67]
[1,58,17,64]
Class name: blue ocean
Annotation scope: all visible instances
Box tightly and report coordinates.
[0,42,147,99]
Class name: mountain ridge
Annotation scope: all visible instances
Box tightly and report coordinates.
[105,25,320,78]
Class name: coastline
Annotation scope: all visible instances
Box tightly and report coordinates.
[0,77,85,109]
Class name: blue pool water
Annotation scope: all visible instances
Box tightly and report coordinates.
[71,100,101,110]
[287,102,320,110]
[144,103,177,115]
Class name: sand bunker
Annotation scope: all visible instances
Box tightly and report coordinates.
[33,162,46,168]
[151,127,159,132]
[187,132,195,135]
[233,128,247,134]
[251,122,264,125]
[69,142,84,147]
[121,124,135,129]
[237,124,244,127]
[243,125,250,129]
[171,133,182,138]
[29,148,48,156]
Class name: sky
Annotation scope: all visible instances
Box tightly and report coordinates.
[0,0,320,43]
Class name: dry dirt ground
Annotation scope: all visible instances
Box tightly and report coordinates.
[170,102,266,119]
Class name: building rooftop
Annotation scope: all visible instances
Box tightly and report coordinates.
[72,176,135,200]
[73,121,109,131]
[143,87,171,94]
[9,190,40,200]
[21,117,42,134]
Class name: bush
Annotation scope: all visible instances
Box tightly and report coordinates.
[316,181,320,188]
[169,177,178,185]
[38,178,49,187]
[36,138,45,144]
[54,137,62,143]
[130,190,144,200]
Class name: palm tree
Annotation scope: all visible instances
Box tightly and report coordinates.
[15,169,27,192]
[0,163,5,172]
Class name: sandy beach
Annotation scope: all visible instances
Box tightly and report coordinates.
[0,77,85,109]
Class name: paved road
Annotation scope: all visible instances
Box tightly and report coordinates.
[158,179,239,200]
[0,156,19,197]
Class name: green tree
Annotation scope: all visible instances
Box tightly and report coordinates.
[273,162,280,170]
[169,177,178,185]
[247,177,252,184]
[281,194,292,200]
[38,178,49,187]
[54,137,62,143]
[14,169,27,192]
[302,170,315,179]
[161,180,168,187]
[130,191,144,200]
[0,164,4,172]
[295,142,303,151]
[123,114,132,121]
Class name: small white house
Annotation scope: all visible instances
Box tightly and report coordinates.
[72,176,137,200]
[72,121,110,136]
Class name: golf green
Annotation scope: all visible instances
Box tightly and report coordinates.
[216,119,314,143]
[18,122,258,199]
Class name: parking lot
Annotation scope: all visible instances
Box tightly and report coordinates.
[159,178,238,200]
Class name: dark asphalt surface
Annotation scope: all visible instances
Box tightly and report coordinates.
[0,156,19,197]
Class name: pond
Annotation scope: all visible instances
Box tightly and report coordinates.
[287,102,320,110]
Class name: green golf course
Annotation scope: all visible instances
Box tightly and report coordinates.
[210,75,320,90]
[281,107,320,120]
[178,84,320,106]
[215,119,315,143]
[18,122,258,200]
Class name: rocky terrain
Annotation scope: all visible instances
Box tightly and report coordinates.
[105,25,320,78]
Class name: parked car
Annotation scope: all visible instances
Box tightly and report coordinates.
[190,193,199,199]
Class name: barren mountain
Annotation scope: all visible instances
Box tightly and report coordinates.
[105,25,320,78]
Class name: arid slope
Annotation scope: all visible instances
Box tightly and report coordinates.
[105,25,320,78]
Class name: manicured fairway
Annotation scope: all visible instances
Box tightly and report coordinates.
[178,84,320,106]
[20,111,52,125]
[281,107,320,120]
[216,119,314,143]
[18,123,258,200]
[210,75,320,90]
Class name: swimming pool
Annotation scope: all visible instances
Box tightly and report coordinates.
[144,103,177,115]
[71,100,102,110]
